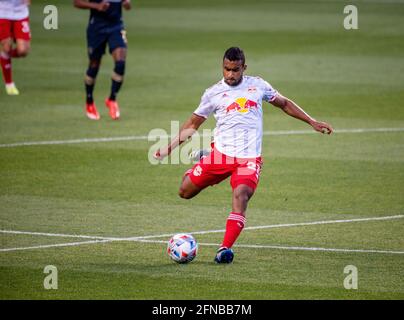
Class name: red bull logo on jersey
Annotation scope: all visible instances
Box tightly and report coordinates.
[226,98,258,114]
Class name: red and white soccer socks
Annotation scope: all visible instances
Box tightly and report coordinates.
[0,52,12,85]
[221,212,246,249]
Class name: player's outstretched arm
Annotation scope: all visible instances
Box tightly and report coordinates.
[270,94,333,134]
[154,113,206,161]
[123,0,132,10]
[73,0,110,11]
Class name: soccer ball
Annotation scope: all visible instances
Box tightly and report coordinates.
[167,233,198,263]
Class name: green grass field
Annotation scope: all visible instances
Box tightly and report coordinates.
[0,0,403,300]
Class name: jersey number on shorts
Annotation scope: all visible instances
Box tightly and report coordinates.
[21,21,30,34]
[246,161,261,180]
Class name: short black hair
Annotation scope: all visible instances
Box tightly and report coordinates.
[223,47,245,65]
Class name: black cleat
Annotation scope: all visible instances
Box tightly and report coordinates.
[214,247,234,264]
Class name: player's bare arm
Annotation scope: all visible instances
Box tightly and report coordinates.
[154,113,206,160]
[73,0,110,11]
[270,94,333,134]
[122,0,132,10]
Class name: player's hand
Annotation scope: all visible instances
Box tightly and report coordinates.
[153,149,163,161]
[123,0,132,10]
[97,1,110,12]
[153,148,168,161]
[310,120,333,135]
[23,0,31,5]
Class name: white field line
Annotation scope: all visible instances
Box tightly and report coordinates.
[1,214,403,253]
[0,229,119,240]
[120,214,404,240]
[0,127,403,148]
[0,239,111,252]
[135,239,404,255]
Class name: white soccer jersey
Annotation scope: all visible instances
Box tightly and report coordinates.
[0,0,29,20]
[194,76,278,158]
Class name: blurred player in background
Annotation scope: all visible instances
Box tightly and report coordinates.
[0,0,31,95]
[74,0,131,120]
[154,47,333,263]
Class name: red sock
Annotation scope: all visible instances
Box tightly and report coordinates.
[221,212,246,249]
[0,53,12,84]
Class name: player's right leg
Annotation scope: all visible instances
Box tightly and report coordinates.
[179,146,233,199]
[85,58,102,120]
[0,19,18,95]
[85,27,107,120]
[178,173,203,199]
[178,149,211,199]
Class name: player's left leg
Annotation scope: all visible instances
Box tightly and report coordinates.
[12,39,30,58]
[215,158,262,263]
[224,184,254,247]
[214,184,255,264]
[0,19,18,95]
[104,47,126,120]
[105,25,127,120]
[85,58,102,120]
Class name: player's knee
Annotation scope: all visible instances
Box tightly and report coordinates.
[89,59,101,69]
[86,64,100,83]
[17,46,30,57]
[178,188,193,200]
[0,42,12,55]
[178,189,189,199]
[233,188,253,204]
[234,192,250,204]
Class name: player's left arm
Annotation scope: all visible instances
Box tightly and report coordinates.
[122,0,132,10]
[270,93,333,134]
[23,0,31,5]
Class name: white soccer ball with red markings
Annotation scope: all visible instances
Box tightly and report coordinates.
[167,233,198,263]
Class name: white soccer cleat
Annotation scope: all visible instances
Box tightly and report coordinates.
[5,83,19,95]
[189,149,209,162]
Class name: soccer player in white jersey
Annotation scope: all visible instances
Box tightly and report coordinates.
[154,47,333,263]
[0,0,31,95]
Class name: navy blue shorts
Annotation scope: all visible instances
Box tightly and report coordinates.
[87,25,127,60]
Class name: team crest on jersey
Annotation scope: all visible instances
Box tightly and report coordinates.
[226,98,258,114]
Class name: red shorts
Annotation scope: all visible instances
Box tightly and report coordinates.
[187,145,263,191]
[0,18,31,41]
